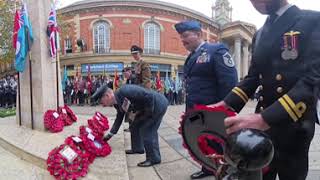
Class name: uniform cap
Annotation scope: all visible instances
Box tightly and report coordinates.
[130,45,143,54]
[174,20,201,34]
[91,85,109,101]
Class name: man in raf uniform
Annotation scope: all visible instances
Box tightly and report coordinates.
[174,20,238,179]
[91,84,168,167]
[122,67,137,132]
[130,45,152,89]
[212,1,320,180]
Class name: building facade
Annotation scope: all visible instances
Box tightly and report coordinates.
[59,0,256,80]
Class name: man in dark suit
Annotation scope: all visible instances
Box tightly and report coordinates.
[92,84,168,167]
[211,1,320,180]
[174,20,238,179]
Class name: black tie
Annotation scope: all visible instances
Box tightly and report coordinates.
[261,13,278,36]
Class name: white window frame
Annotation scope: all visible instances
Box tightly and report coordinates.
[93,21,110,54]
[144,22,160,54]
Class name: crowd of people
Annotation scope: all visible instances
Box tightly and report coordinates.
[0,75,17,109]
[62,75,186,106]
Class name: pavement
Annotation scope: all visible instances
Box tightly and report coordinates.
[0,101,319,180]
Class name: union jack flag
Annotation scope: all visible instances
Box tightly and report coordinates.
[47,4,59,59]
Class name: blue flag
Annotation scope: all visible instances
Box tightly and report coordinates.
[62,66,68,91]
[15,3,34,72]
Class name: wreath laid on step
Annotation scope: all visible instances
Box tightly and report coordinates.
[64,105,77,122]
[64,136,96,164]
[47,144,90,179]
[44,110,64,133]
[81,133,112,157]
[58,107,73,126]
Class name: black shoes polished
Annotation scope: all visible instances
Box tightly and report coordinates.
[137,160,161,167]
[190,170,213,179]
[125,149,144,154]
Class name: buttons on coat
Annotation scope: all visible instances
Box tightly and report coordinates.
[277,87,283,94]
[276,74,283,81]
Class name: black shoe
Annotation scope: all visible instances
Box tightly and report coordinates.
[190,171,213,179]
[137,160,161,167]
[125,150,144,154]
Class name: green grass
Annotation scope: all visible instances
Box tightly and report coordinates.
[0,108,16,118]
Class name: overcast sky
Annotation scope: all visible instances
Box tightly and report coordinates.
[58,0,320,28]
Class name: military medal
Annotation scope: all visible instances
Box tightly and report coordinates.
[197,48,209,63]
[281,31,300,60]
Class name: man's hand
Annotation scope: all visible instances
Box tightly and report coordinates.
[207,101,227,108]
[224,114,270,134]
[103,132,113,142]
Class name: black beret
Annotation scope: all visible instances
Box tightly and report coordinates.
[91,85,108,101]
[130,45,143,54]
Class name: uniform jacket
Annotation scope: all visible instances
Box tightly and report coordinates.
[184,42,238,109]
[224,6,320,150]
[134,60,152,89]
[110,84,168,134]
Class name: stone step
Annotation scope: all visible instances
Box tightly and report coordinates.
[0,107,129,180]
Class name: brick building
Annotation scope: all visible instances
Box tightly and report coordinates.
[59,0,256,79]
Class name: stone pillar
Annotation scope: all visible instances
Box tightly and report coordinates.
[234,37,242,80]
[242,41,249,78]
[16,0,63,131]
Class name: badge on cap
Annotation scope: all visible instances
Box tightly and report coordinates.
[223,52,235,67]
[281,31,300,60]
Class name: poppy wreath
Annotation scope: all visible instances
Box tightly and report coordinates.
[87,119,106,138]
[93,112,109,130]
[64,136,96,164]
[179,105,236,171]
[79,125,102,139]
[94,112,108,122]
[44,110,64,133]
[87,119,104,136]
[81,133,112,157]
[64,105,77,122]
[58,107,73,126]
[46,144,90,180]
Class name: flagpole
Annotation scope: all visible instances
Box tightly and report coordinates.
[56,48,60,110]
[29,52,34,130]
[17,73,22,126]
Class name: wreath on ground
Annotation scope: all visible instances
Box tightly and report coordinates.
[44,110,64,133]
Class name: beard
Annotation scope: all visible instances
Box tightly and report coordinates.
[266,0,282,14]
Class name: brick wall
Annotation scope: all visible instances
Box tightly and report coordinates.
[60,7,218,56]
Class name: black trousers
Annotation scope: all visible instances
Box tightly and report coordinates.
[263,150,309,180]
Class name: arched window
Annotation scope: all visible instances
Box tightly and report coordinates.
[93,21,110,54]
[144,22,160,54]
